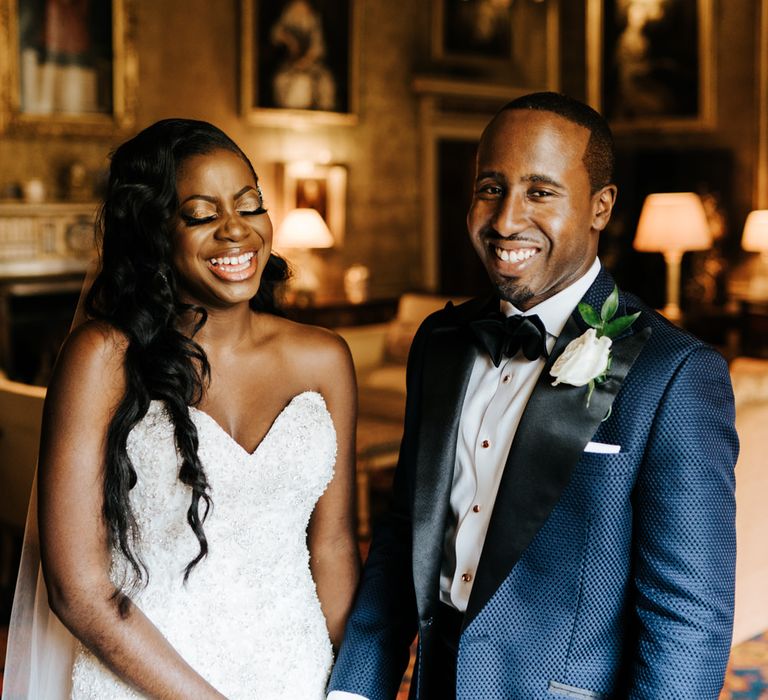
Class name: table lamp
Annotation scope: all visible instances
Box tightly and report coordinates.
[742,210,768,299]
[633,192,712,321]
[274,208,335,305]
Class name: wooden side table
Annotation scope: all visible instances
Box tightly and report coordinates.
[355,416,403,539]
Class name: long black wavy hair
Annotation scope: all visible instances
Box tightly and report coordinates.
[85,119,288,607]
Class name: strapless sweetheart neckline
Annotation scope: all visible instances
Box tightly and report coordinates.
[184,389,323,457]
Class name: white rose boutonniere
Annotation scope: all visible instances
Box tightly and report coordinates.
[551,328,612,387]
[550,286,640,407]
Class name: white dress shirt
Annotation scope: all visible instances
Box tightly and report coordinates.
[328,259,601,700]
[439,258,600,610]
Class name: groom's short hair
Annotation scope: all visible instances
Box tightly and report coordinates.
[495,92,615,194]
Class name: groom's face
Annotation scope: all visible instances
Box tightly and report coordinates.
[467,109,615,310]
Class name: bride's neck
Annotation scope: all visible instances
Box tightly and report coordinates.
[178,303,256,349]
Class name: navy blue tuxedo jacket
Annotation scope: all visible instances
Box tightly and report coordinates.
[329,269,738,699]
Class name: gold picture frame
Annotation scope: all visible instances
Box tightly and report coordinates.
[0,0,138,136]
[240,0,359,127]
[430,0,559,91]
[276,161,347,245]
[757,0,768,209]
[587,0,716,132]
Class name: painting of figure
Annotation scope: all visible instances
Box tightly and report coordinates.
[17,0,113,116]
[249,0,352,115]
[441,0,513,60]
[600,0,711,126]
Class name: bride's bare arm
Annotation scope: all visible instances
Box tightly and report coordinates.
[37,322,226,700]
[306,330,361,650]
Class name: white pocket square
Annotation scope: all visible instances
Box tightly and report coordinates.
[584,441,621,454]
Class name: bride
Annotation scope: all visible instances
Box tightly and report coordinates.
[3,119,360,699]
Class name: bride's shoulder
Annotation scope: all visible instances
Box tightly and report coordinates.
[61,320,128,366]
[256,313,353,372]
[49,321,128,397]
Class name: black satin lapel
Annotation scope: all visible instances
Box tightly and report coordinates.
[464,315,652,627]
[412,324,478,618]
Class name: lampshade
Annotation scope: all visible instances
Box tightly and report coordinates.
[633,192,712,253]
[742,210,768,253]
[274,208,334,250]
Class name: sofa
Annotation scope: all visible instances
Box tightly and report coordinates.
[729,356,768,644]
[338,293,465,422]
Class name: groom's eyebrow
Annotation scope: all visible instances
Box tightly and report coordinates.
[523,173,564,188]
[476,170,506,182]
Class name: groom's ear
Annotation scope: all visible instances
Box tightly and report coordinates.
[591,185,617,232]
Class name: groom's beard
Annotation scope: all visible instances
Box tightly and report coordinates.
[494,278,534,308]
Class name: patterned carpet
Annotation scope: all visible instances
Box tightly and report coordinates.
[720,632,768,698]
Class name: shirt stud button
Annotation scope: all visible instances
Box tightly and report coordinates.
[472,504,481,513]
[481,439,490,449]
[502,374,511,384]
[461,572,473,582]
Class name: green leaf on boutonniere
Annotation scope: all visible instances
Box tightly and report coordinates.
[604,311,641,339]
[601,286,619,323]
[578,302,602,328]
[579,286,640,339]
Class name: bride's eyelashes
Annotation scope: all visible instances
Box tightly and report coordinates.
[239,207,268,216]
[180,206,268,227]
[182,213,216,226]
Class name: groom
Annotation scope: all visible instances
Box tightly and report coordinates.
[328,92,738,699]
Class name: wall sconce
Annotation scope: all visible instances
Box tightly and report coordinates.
[633,192,712,322]
[742,210,768,299]
[274,207,334,306]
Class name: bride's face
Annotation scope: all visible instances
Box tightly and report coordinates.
[170,148,273,309]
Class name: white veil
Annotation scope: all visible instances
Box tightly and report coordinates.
[3,260,96,699]
[3,474,75,699]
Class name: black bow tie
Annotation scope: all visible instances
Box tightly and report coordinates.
[469,312,549,367]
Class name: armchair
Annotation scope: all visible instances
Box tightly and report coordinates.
[0,376,46,531]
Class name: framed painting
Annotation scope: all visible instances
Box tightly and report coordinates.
[430,0,559,90]
[587,0,716,132]
[277,161,347,245]
[758,0,768,209]
[240,0,358,126]
[0,0,137,136]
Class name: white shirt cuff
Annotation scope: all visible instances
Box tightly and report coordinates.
[327,692,370,700]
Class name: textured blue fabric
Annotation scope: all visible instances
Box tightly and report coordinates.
[328,274,738,700]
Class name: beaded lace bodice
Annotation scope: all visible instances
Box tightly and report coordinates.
[70,391,336,699]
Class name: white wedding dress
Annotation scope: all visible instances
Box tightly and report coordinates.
[6,391,336,700]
